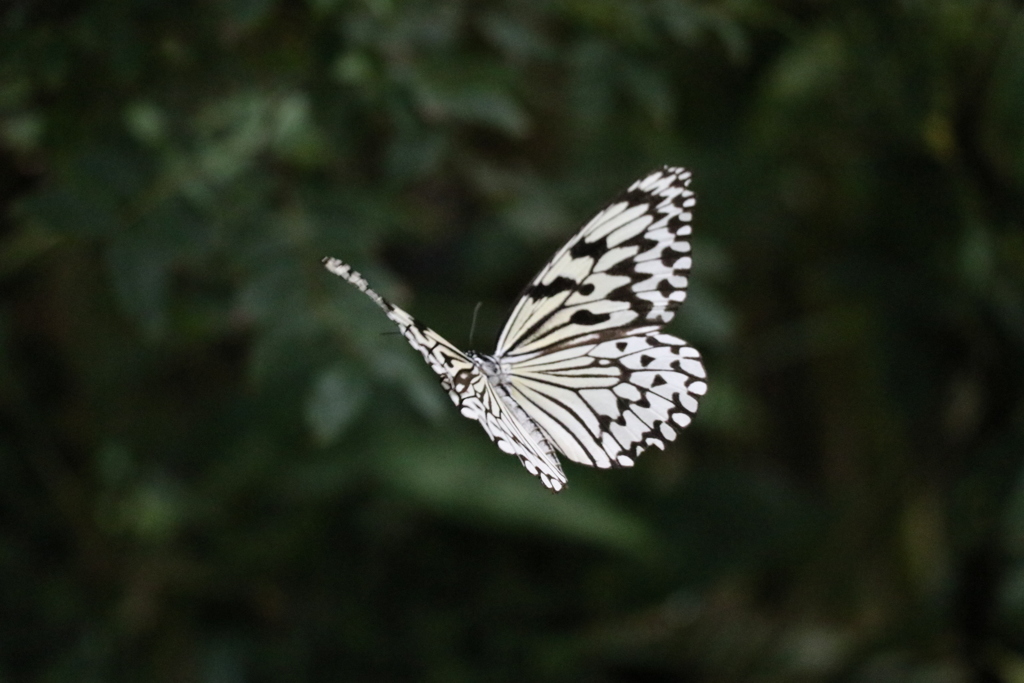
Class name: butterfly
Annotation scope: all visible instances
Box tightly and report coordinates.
[323,166,706,491]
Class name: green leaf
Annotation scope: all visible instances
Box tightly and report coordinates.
[220,0,277,31]
[660,468,823,584]
[22,183,121,239]
[19,145,156,239]
[368,345,450,422]
[981,11,1024,189]
[305,364,369,446]
[104,234,170,338]
[410,64,531,137]
[376,427,658,557]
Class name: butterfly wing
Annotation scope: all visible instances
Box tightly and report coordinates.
[322,258,567,491]
[495,167,696,358]
[505,333,707,469]
[493,166,704,470]
[464,374,568,491]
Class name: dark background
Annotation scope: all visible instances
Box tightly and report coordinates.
[3,1,1024,681]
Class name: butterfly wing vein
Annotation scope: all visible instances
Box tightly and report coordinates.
[496,167,697,357]
[507,333,706,470]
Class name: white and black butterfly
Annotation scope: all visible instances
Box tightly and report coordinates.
[324,166,706,491]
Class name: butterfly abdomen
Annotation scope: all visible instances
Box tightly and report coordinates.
[470,351,560,467]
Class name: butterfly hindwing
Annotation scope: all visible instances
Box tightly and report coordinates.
[468,377,567,490]
[495,167,696,358]
[505,333,707,469]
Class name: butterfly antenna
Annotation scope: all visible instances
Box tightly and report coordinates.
[468,301,483,348]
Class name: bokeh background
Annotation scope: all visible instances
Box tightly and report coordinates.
[3,1,1024,681]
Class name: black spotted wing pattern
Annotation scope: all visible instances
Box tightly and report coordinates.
[505,333,706,469]
[495,167,695,359]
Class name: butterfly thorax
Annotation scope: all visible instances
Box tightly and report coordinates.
[466,350,558,458]
[465,350,505,382]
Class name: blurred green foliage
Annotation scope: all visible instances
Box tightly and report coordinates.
[2,0,1024,681]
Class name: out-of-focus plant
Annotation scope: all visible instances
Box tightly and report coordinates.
[1,0,1022,681]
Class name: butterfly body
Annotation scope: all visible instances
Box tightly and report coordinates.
[467,350,562,465]
[324,166,706,492]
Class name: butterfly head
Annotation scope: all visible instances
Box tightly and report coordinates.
[466,351,504,380]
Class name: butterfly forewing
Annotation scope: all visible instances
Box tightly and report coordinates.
[495,167,696,358]
[322,258,568,491]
